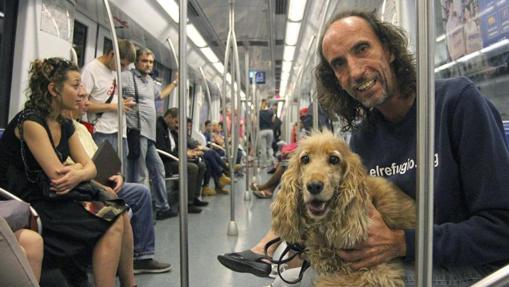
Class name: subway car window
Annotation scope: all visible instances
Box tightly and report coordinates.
[103,37,112,55]
[434,0,509,120]
[72,20,87,68]
[0,0,17,127]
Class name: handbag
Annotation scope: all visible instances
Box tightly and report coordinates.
[127,71,141,160]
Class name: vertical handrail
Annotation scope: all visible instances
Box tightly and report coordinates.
[166,38,180,108]
[178,1,190,286]
[312,0,332,131]
[199,67,212,120]
[252,81,259,181]
[102,0,124,171]
[244,50,252,201]
[416,0,435,286]
[221,0,240,236]
[267,0,276,96]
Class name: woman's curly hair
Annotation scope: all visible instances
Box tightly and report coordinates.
[25,57,79,119]
[315,11,416,132]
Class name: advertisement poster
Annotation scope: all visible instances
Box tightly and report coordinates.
[442,0,483,59]
[479,0,509,47]
[40,0,75,42]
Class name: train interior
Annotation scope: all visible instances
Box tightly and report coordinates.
[1,0,509,286]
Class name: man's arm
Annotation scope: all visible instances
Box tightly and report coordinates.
[159,72,179,100]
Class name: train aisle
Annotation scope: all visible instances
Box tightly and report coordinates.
[137,172,275,287]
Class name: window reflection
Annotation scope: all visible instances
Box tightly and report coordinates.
[435,0,509,120]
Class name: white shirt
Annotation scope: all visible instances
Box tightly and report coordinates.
[81,59,126,137]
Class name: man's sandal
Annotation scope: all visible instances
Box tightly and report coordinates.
[217,250,272,278]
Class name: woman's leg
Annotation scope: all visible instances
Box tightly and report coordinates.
[92,216,124,287]
[15,229,43,282]
[117,214,135,287]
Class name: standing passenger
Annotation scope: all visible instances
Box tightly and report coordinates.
[81,39,136,174]
[121,48,179,220]
[258,99,274,165]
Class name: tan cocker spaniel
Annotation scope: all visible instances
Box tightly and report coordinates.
[272,131,416,287]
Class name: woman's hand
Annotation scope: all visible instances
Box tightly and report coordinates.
[50,166,86,194]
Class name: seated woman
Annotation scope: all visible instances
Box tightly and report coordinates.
[0,58,135,287]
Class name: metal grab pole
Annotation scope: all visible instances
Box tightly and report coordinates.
[166,38,180,108]
[243,50,252,201]
[178,1,190,286]
[220,0,241,236]
[416,1,435,286]
[312,0,332,131]
[252,81,259,181]
[102,0,124,171]
[199,67,212,119]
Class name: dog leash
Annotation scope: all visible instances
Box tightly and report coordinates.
[264,237,310,284]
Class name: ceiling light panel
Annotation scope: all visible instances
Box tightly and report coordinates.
[187,24,207,48]
[283,45,296,61]
[285,21,301,46]
[288,0,307,21]
[200,47,219,63]
[156,0,179,23]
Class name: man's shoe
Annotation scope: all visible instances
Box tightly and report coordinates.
[188,205,202,214]
[133,259,173,274]
[202,186,216,196]
[156,208,178,220]
[219,174,232,186]
[193,198,209,207]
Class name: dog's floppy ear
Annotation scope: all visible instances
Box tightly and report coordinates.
[271,153,302,243]
[333,151,371,247]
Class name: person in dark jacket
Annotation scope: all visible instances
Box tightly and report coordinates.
[155,108,208,214]
[220,11,509,286]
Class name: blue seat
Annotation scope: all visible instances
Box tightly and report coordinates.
[0,128,4,139]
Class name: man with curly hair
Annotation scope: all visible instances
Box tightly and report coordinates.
[313,10,509,287]
[219,10,509,287]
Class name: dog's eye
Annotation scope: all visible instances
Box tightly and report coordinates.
[301,155,310,164]
[329,155,340,165]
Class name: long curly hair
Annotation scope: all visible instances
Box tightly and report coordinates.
[25,58,79,119]
[315,11,416,132]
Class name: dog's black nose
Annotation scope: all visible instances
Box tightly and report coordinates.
[307,181,324,194]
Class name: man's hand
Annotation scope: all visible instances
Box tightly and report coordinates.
[123,97,136,112]
[339,201,406,270]
[108,174,124,193]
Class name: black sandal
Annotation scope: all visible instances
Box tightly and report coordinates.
[217,250,272,277]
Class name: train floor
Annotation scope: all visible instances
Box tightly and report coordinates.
[136,168,275,287]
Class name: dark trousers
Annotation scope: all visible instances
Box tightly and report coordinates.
[166,160,206,204]
[202,150,226,186]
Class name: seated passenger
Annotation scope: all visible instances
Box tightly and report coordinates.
[187,118,230,196]
[0,58,134,287]
[156,108,208,214]
[63,84,173,274]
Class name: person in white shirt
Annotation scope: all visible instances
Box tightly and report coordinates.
[81,39,136,175]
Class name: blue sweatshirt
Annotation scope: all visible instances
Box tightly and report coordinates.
[350,77,509,267]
